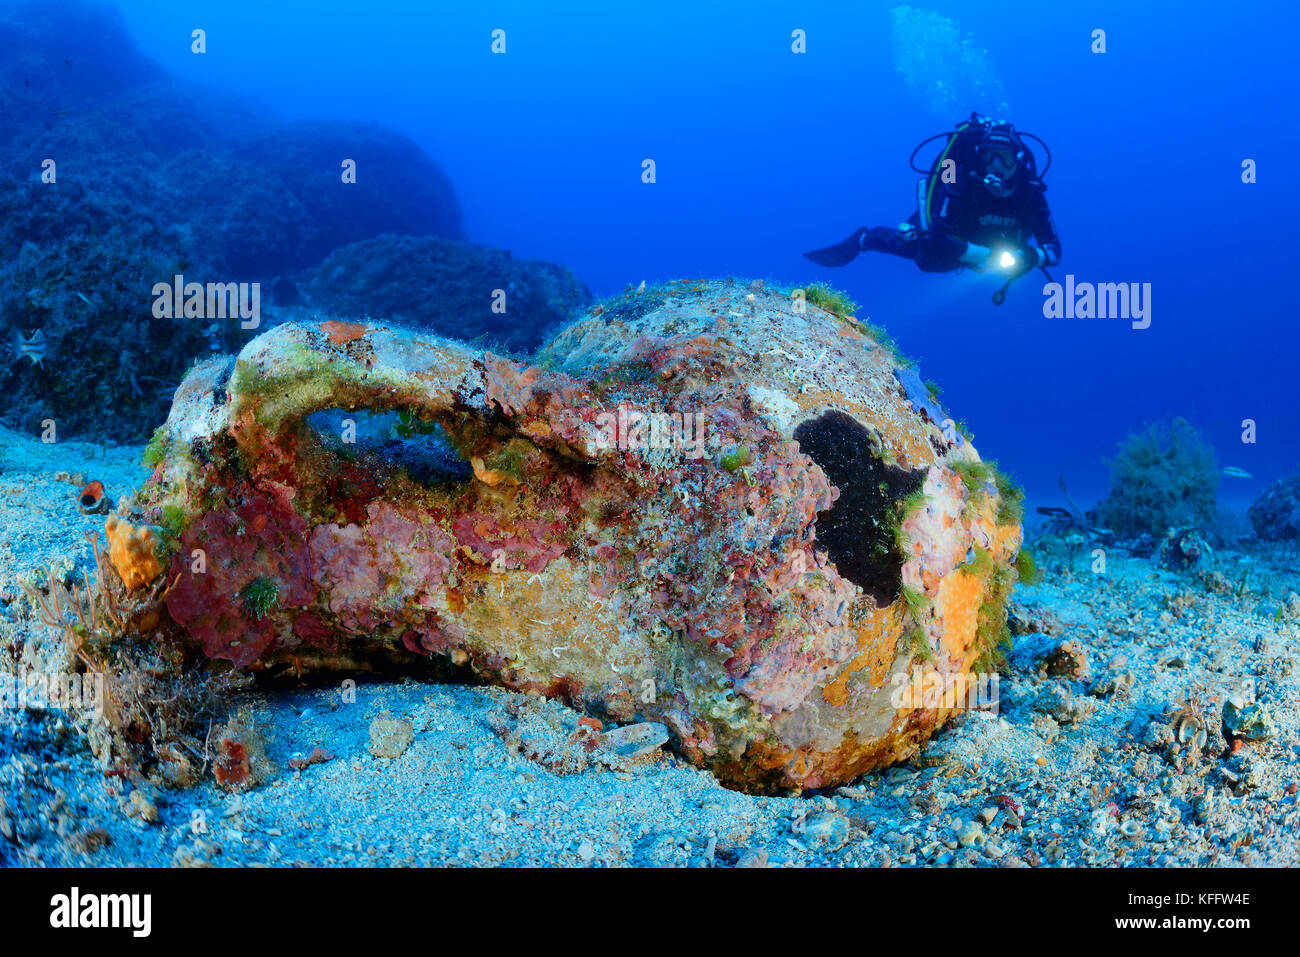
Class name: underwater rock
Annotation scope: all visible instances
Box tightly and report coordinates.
[140,279,1023,793]
[1221,696,1274,742]
[957,819,985,848]
[0,229,216,442]
[796,809,850,849]
[0,7,468,442]
[1127,532,1157,558]
[308,235,591,351]
[160,148,319,278]
[368,715,415,759]
[0,0,161,143]
[1247,474,1300,541]
[236,122,463,269]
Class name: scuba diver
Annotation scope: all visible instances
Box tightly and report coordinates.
[803,113,1060,304]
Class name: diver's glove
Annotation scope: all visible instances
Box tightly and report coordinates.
[1017,244,1041,271]
[992,244,1039,277]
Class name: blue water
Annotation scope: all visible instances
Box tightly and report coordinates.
[79,1,1300,510]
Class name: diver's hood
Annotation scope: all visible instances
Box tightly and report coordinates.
[978,125,1025,156]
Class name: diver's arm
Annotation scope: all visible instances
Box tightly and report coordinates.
[1025,185,1062,265]
[1022,239,1059,267]
[929,182,997,271]
[1039,242,1061,266]
[913,230,970,273]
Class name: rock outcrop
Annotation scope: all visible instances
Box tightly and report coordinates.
[140,279,1025,793]
[308,235,590,351]
[1248,474,1300,541]
[0,0,465,442]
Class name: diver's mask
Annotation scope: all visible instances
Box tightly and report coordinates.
[978,137,1023,198]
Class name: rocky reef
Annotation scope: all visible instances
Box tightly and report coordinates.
[308,235,591,351]
[0,0,581,444]
[129,279,1024,794]
[1249,474,1300,541]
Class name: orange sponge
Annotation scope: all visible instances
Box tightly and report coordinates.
[105,516,164,590]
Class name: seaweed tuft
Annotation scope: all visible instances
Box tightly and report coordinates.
[992,463,1026,526]
[239,576,280,621]
[802,282,860,318]
[142,427,167,469]
[1095,417,1219,538]
[1015,548,1041,585]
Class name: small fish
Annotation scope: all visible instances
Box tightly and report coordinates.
[1036,506,1073,518]
[1222,466,1253,479]
[74,291,94,308]
[15,329,46,368]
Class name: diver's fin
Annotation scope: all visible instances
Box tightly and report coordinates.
[802,229,865,267]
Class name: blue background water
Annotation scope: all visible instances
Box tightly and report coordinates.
[107,0,1299,514]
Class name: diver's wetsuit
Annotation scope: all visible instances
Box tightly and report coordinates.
[863,174,1061,273]
[802,115,1062,280]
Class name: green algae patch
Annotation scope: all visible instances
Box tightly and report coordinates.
[485,438,538,484]
[971,564,1015,673]
[962,543,994,578]
[802,282,860,319]
[992,464,1026,525]
[905,623,936,664]
[719,445,753,473]
[142,426,168,469]
[239,576,281,621]
[160,503,189,540]
[952,459,993,494]
[1015,548,1040,585]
